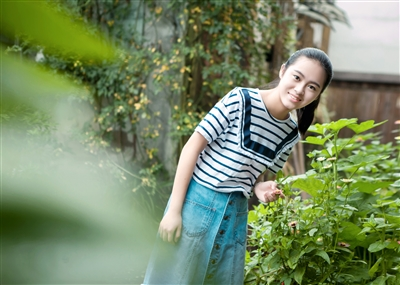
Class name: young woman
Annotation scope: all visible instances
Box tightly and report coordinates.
[143,47,333,285]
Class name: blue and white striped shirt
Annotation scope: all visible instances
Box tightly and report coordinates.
[193,87,300,198]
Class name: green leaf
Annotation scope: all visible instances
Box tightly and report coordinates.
[346,155,389,167]
[304,133,334,145]
[280,276,292,285]
[1,1,115,60]
[359,227,372,235]
[292,178,325,197]
[368,241,390,253]
[385,215,400,226]
[346,120,387,134]
[370,276,389,285]
[340,221,365,243]
[337,204,358,212]
[315,250,330,264]
[327,118,358,132]
[309,228,318,236]
[307,123,326,135]
[288,249,301,269]
[368,257,383,277]
[294,265,306,284]
[2,51,81,111]
[263,251,282,270]
[248,210,257,223]
[391,179,400,188]
[352,181,393,194]
[386,240,400,249]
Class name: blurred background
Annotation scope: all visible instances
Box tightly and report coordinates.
[1,0,399,284]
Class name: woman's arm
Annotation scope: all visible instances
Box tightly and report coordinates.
[158,131,208,243]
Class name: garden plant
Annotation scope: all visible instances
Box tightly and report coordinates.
[245,119,400,284]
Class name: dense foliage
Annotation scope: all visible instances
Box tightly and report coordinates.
[30,0,295,218]
[246,119,400,284]
[9,2,397,284]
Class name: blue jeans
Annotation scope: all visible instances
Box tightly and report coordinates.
[143,178,248,285]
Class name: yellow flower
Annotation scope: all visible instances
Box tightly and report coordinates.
[155,6,162,14]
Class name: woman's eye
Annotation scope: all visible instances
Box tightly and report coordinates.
[293,75,300,80]
[309,85,316,91]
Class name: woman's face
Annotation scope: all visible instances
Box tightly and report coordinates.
[278,56,326,112]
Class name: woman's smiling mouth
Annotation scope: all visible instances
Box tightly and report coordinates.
[289,93,302,102]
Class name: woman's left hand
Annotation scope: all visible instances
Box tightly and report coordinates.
[254,180,285,203]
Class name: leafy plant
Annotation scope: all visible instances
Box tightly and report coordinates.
[246,119,400,284]
[1,2,153,284]
[16,0,297,219]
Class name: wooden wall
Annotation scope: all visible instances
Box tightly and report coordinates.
[326,72,400,143]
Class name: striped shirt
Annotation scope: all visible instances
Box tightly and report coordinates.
[193,87,300,198]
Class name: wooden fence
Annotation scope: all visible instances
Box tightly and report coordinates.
[326,72,400,143]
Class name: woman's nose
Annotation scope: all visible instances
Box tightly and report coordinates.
[294,85,305,95]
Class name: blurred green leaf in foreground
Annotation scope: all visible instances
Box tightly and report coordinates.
[1,0,115,60]
[1,1,154,283]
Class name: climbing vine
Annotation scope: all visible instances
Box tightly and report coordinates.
[14,0,296,218]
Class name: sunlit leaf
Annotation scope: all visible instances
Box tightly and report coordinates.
[315,250,330,264]
[384,215,400,226]
[346,120,387,134]
[391,179,400,188]
[346,155,389,167]
[304,134,333,145]
[327,118,358,132]
[247,210,258,223]
[1,50,82,111]
[352,181,393,194]
[308,228,318,236]
[292,177,325,197]
[368,257,383,277]
[368,241,390,253]
[307,123,326,135]
[1,0,116,60]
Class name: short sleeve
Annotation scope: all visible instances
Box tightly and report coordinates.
[268,149,293,174]
[195,88,240,143]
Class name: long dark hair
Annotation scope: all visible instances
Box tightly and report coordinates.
[263,48,333,136]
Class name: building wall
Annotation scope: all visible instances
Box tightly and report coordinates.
[327,80,400,143]
[328,1,399,76]
[325,1,399,142]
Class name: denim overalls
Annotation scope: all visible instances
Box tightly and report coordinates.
[143,178,248,285]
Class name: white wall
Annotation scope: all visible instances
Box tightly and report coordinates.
[328,1,400,75]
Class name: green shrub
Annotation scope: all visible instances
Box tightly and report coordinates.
[245,119,400,285]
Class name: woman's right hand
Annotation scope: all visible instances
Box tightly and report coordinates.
[157,132,207,244]
[158,210,182,243]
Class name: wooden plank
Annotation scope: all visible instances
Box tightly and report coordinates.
[325,81,400,143]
